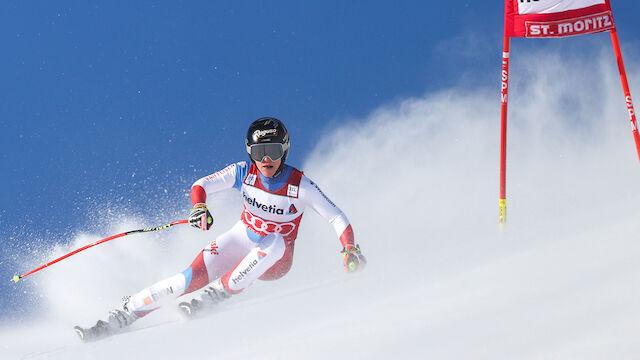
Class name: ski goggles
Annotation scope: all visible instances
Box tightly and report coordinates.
[249,143,284,162]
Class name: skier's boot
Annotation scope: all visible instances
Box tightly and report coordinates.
[74,298,138,342]
[179,279,231,318]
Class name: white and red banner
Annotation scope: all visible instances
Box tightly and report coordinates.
[505,0,615,38]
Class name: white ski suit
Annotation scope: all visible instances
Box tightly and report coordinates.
[126,161,354,317]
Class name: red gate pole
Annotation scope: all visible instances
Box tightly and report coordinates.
[610,28,640,161]
[499,35,511,228]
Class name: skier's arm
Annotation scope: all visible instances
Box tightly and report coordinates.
[299,176,354,246]
[300,176,366,272]
[191,162,248,205]
[189,162,248,230]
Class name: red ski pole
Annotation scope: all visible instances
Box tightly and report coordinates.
[10,219,189,283]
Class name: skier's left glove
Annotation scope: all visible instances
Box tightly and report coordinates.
[341,244,366,273]
[189,203,213,231]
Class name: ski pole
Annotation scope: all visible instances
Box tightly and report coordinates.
[10,219,189,283]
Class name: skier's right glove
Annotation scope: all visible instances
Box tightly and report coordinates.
[341,244,366,273]
[189,203,213,231]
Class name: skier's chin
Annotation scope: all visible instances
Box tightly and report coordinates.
[257,160,281,177]
[260,166,276,177]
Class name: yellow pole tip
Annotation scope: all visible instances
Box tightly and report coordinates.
[11,275,20,283]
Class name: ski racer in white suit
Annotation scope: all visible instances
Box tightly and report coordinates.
[74,117,366,341]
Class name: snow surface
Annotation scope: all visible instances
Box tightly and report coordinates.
[3,49,640,359]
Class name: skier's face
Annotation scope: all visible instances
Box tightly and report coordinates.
[256,157,282,178]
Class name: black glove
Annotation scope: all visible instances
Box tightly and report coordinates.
[341,244,366,273]
[189,203,213,231]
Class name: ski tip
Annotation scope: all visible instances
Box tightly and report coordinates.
[10,275,20,283]
[178,301,194,318]
[74,326,86,342]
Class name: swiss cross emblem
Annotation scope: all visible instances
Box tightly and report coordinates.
[245,174,257,185]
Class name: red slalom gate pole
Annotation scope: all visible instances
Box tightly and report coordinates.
[499,35,511,228]
[10,219,189,283]
[610,28,640,161]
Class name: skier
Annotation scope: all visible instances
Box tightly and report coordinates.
[75,117,366,341]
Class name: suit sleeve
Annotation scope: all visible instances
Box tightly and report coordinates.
[191,162,248,206]
[299,176,355,248]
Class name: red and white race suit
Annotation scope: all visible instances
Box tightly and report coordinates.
[126,161,354,317]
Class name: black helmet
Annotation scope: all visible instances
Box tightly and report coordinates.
[245,117,290,172]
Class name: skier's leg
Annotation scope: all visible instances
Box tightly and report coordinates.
[76,271,194,341]
[179,229,287,316]
[220,232,287,294]
[126,273,188,317]
[259,241,295,281]
[75,222,256,340]
[77,222,252,337]
[126,221,252,316]
[183,221,252,295]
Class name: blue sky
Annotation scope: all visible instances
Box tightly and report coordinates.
[0,1,503,238]
[1,1,639,316]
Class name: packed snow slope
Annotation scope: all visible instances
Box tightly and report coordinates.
[3,48,640,359]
